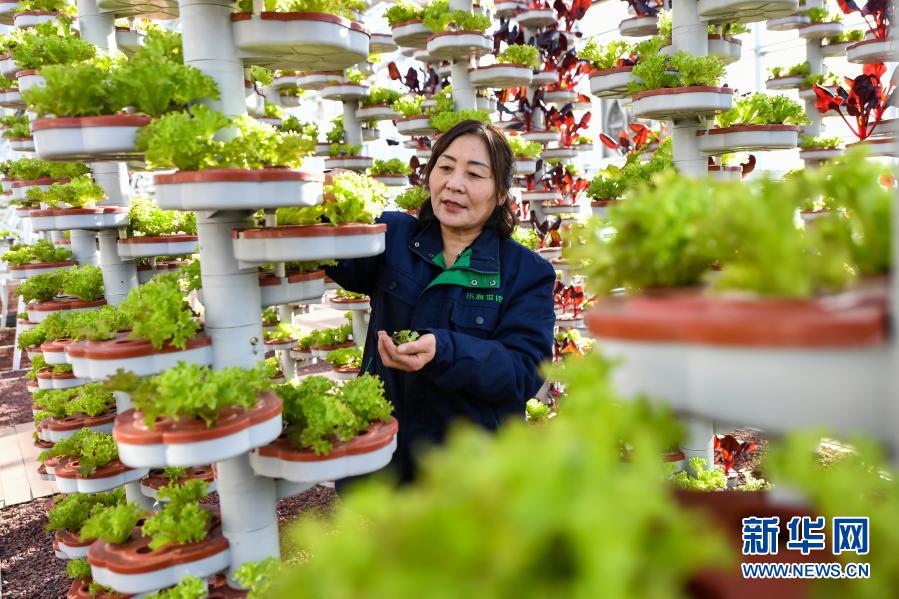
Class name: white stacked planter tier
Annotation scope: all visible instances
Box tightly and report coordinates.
[320,83,369,102]
[541,147,578,160]
[820,41,852,58]
[618,15,658,38]
[847,37,898,64]
[294,71,344,90]
[543,89,578,105]
[26,299,104,323]
[323,156,374,171]
[589,66,634,99]
[117,235,199,259]
[259,270,325,307]
[10,176,68,201]
[53,459,149,494]
[154,169,323,211]
[0,53,20,77]
[765,75,805,90]
[95,0,179,19]
[67,334,213,379]
[0,1,18,25]
[531,70,559,87]
[514,158,538,175]
[16,69,44,92]
[798,21,843,40]
[9,137,34,151]
[591,199,622,218]
[0,87,23,108]
[766,13,809,31]
[660,36,742,64]
[8,260,77,279]
[231,12,370,71]
[115,27,143,54]
[113,393,283,468]
[697,125,800,154]
[395,115,438,136]
[632,86,734,120]
[31,115,151,161]
[29,207,129,232]
[846,137,898,158]
[371,174,408,187]
[515,8,555,28]
[391,19,432,48]
[522,129,560,144]
[232,223,386,264]
[698,0,798,24]
[426,31,492,61]
[13,10,62,28]
[249,418,398,483]
[707,165,743,181]
[469,64,533,89]
[356,104,399,122]
[369,32,398,54]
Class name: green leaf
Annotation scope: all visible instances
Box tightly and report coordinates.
[60,264,104,301]
[80,502,144,544]
[394,186,429,211]
[118,273,199,350]
[369,158,411,176]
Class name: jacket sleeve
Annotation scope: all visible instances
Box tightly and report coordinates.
[322,213,395,296]
[419,259,556,405]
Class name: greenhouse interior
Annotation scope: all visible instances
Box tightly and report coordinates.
[0,0,896,596]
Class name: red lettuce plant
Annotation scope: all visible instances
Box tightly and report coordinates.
[546,108,591,146]
[600,123,663,156]
[813,63,896,141]
[553,281,586,316]
[834,0,891,39]
[386,62,440,96]
[529,213,562,247]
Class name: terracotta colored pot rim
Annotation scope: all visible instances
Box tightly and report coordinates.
[707,166,742,172]
[72,334,210,360]
[234,222,386,239]
[40,337,74,352]
[766,75,803,81]
[257,418,397,462]
[230,11,367,33]
[10,177,68,188]
[357,103,393,109]
[15,69,37,77]
[392,18,424,28]
[633,86,734,101]
[140,466,214,490]
[586,295,886,347]
[56,529,93,547]
[395,114,431,122]
[591,199,621,206]
[31,115,151,131]
[372,173,407,177]
[30,207,126,217]
[114,392,281,446]
[53,457,130,480]
[29,298,106,312]
[10,260,77,270]
[136,262,183,272]
[258,269,325,286]
[7,137,32,141]
[333,366,361,374]
[847,137,895,146]
[591,65,634,75]
[697,124,801,135]
[848,37,889,50]
[118,234,198,244]
[15,10,62,16]
[622,14,655,21]
[155,168,322,185]
[44,410,116,432]
[469,63,530,72]
[330,297,368,303]
[325,156,372,161]
[297,70,343,77]
[311,342,355,351]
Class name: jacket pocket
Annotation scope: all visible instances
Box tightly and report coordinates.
[376,268,423,306]
[450,303,500,339]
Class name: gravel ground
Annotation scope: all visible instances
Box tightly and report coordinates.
[0,374,33,430]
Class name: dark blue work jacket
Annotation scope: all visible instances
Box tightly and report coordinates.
[325,211,556,482]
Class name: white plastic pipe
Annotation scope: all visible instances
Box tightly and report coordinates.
[92,163,130,207]
[76,0,116,51]
[97,230,138,306]
[342,100,363,146]
[681,417,715,473]
[69,230,98,267]
[803,41,824,139]
[670,0,710,179]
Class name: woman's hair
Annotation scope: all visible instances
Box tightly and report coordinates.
[418,120,518,238]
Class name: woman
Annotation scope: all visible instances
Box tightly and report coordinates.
[325,119,556,483]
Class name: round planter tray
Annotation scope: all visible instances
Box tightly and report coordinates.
[412,48,440,64]
[585,296,889,440]
[618,15,658,38]
[531,70,559,87]
[320,82,369,102]
[323,156,374,171]
[846,137,898,158]
[494,1,523,18]
[54,458,149,494]
[540,203,577,215]
[11,176,68,200]
[294,70,344,90]
[707,35,742,64]
[28,298,106,324]
[259,270,325,307]
[68,334,213,380]
[289,347,314,360]
[426,31,492,60]
[45,411,116,442]
[271,73,298,90]
[117,235,198,260]
[88,515,230,595]
[765,76,808,91]
[589,66,634,99]
[327,296,370,311]
[31,115,150,162]
[820,40,851,57]
[67,578,133,598]
[540,147,578,160]
[13,10,62,28]
[799,147,843,161]
[632,86,734,120]
[154,168,323,211]
[0,88,23,109]
[264,337,296,352]
[391,19,433,48]
[356,104,400,122]
[311,341,355,359]
[697,124,800,154]
[9,137,34,151]
[798,21,843,40]
[55,529,92,560]
[591,199,621,218]
[697,0,799,24]
[0,53,20,78]
[113,392,283,468]
[521,190,559,203]
[514,158,537,175]
[708,165,743,181]
[16,69,44,92]
[543,89,579,105]
[556,314,584,329]
[370,32,398,54]
[136,261,184,284]
[536,247,562,262]
[115,28,143,54]
[515,8,556,28]
[371,174,408,187]
[9,260,77,279]
[29,207,129,232]
[0,1,19,26]
[250,418,398,483]
[847,37,898,64]
[231,12,370,72]
[96,0,179,20]
[766,13,809,30]
[522,129,560,144]
[233,223,386,264]
[394,114,437,136]
[331,366,361,381]
[469,63,533,89]
[41,337,74,365]
[139,466,216,501]
[415,148,432,160]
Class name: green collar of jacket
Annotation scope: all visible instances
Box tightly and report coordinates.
[427,248,501,290]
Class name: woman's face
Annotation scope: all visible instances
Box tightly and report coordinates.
[428,134,501,237]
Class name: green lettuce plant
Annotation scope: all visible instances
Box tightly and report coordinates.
[344,68,365,84]
[326,346,362,369]
[127,196,196,236]
[507,134,542,158]
[327,142,361,157]
[715,92,808,127]
[670,458,727,491]
[11,20,94,70]
[497,44,540,70]
[262,103,283,119]
[325,115,345,144]
[46,488,124,534]
[360,86,403,107]
[79,502,145,544]
[384,0,423,27]
[118,273,199,349]
[39,429,120,477]
[799,135,841,150]
[2,157,88,181]
[14,0,75,15]
[66,559,92,580]
[824,29,865,44]
[18,269,65,303]
[235,558,282,599]
[429,109,491,133]
[423,4,490,33]
[768,61,810,79]
[369,158,411,176]
[25,175,104,208]
[145,577,207,599]
[60,265,104,301]
[391,94,426,118]
[802,7,842,23]
[511,227,540,250]
[586,139,674,201]
[629,44,726,93]
[394,186,429,211]
[1,239,71,265]
[237,0,364,18]
[525,398,551,422]
[2,115,30,139]
[141,480,211,550]
[104,362,272,427]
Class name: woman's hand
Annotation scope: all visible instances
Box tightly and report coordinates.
[377,330,436,372]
